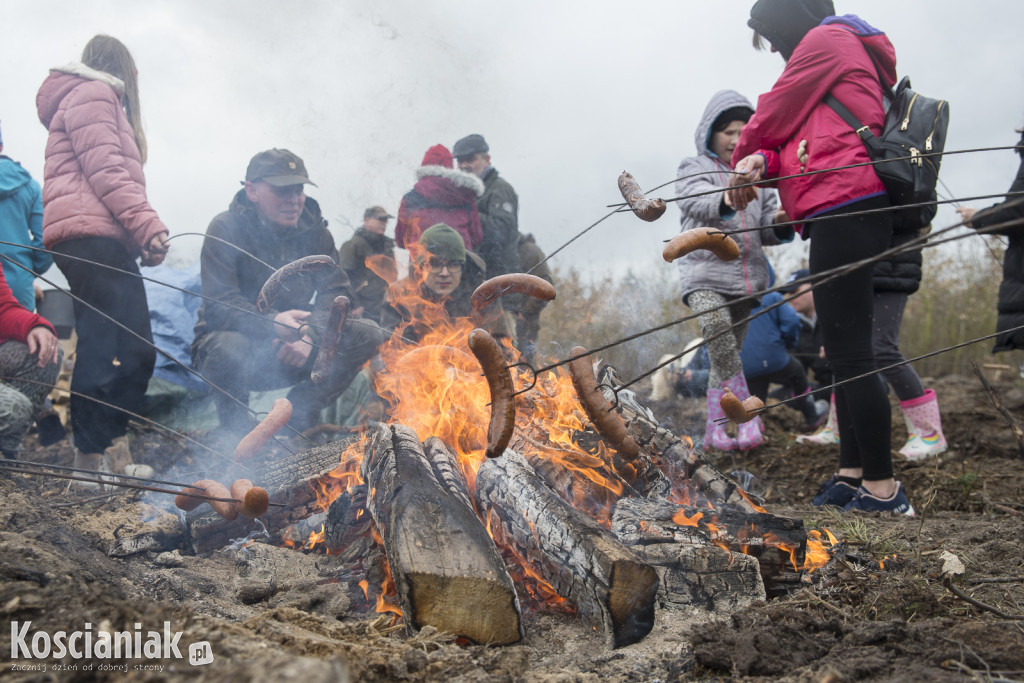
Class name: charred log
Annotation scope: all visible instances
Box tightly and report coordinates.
[612,497,805,599]
[599,365,763,514]
[361,424,523,645]
[186,436,360,554]
[475,450,658,648]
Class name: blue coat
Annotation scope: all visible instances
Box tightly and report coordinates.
[741,292,801,378]
[0,157,50,311]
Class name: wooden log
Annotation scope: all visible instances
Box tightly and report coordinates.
[186,436,361,554]
[475,450,659,648]
[599,365,763,513]
[612,497,805,599]
[361,424,523,645]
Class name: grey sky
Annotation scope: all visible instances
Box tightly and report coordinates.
[5,1,1024,285]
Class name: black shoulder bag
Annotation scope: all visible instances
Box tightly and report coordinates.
[825,76,949,232]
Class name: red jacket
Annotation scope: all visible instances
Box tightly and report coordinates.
[395,165,484,249]
[0,265,54,345]
[733,19,897,224]
[36,64,168,255]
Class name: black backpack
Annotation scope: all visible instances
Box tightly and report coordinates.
[826,76,949,232]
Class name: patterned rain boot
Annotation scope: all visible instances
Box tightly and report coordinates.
[705,386,738,451]
[721,373,763,450]
[796,394,840,445]
[898,389,947,461]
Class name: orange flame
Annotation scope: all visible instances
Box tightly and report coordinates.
[671,509,704,527]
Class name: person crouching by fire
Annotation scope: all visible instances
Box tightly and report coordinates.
[0,265,61,459]
[381,223,510,343]
[191,149,387,438]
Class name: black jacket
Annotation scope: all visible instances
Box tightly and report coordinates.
[192,189,351,343]
[872,230,923,295]
[971,141,1024,352]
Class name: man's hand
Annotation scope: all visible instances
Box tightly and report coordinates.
[275,335,313,368]
[26,326,59,367]
[273,309,311,342]
[726,154,766,211]
[956,206,978,227]
[140,232,170,267]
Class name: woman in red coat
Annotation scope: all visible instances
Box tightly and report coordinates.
[726,1,912,515]
[36,35,168,478]
[394,144,484,251]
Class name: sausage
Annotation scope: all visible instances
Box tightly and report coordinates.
[234,398,293,462]
[662,227,741,263]
[256,255,338,312]
[719,389,764,424]
[230,479,270,519]
[566,346,640,460]
[471,274,556,311]
[618,171,667,222]
[174,479,238,520]
[467,328,516,458]
[311,295,350,384]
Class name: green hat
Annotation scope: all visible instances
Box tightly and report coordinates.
[418,224,467,263]
[244,148,317,187]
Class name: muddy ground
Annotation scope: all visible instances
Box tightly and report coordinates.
[2,371,1024,682]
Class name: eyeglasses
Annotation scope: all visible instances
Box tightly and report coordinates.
[373,215,391,222]
[426,258,463,273]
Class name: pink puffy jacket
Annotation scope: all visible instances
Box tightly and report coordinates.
[732,21,897,225]
[36,64,167,255]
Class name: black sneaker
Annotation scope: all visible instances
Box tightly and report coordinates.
[811,474,859,507]
[843,482,915,516]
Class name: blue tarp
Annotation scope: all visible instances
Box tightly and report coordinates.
[142,262,207,392]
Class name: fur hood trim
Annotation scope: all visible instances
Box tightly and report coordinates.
[52,62,125,96]
[415,165,485,197]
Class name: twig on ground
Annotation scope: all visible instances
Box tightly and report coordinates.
[971,359,1024,458]
[943,577,1023,620]
[52,493,119,507]
[968,576,1024,585]
[798,588,848,617]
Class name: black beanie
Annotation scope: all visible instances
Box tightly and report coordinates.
[748,0,836,61]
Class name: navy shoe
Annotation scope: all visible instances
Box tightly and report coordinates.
[811,474,859,507]
[843,482,915,516]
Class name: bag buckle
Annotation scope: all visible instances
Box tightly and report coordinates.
[909,148,922,166]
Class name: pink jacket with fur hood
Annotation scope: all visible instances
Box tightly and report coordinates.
[36,63,167,255]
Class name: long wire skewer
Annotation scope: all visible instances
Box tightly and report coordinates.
[0,458,207,490]
[0,465,285,506]
[0,375,239,468]
[715,321,1024,426]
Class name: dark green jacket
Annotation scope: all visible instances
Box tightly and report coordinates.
[476,167,520,278]
[337,227,396,324]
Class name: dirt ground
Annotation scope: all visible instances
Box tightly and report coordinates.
[2,371,1024,682]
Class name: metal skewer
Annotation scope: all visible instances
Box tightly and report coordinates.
[0,466,285,507]
[0,458,204,490]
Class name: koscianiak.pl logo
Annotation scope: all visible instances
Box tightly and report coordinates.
[9,621,214,674]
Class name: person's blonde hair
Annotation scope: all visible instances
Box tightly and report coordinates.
[81,35,147,163]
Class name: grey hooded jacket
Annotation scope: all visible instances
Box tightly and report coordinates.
[674,90,792,304]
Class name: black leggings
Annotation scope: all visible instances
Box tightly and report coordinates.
[52,237,156,454]
[808,196,894,480]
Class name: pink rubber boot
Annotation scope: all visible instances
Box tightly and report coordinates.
[898,388,947,461]
[721,373,764,450]
[705,386,738,451]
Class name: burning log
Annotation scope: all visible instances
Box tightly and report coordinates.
[475,450,659,648]
[361,424,523,645]
[598,366,763,514]
[612,497,806,599]
[186,436,361,554]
